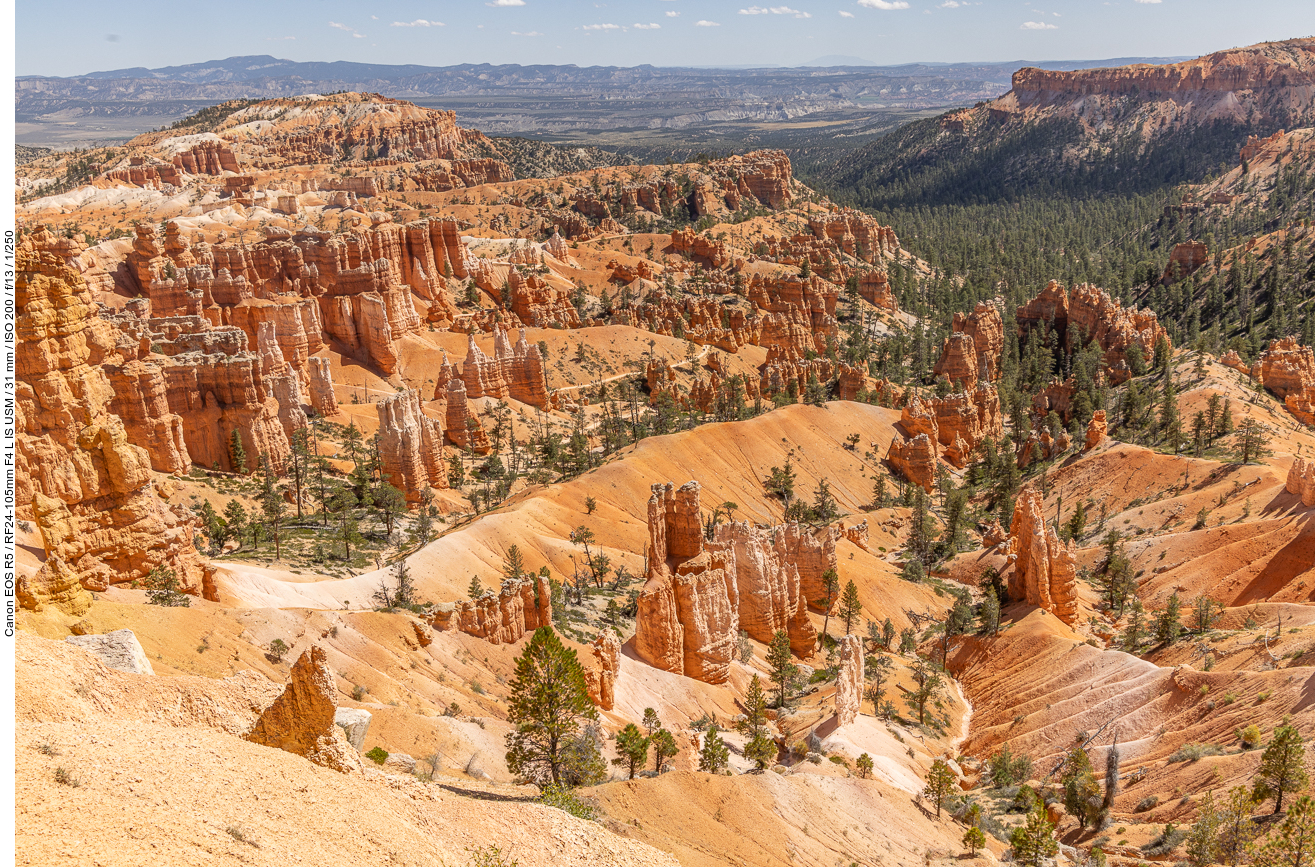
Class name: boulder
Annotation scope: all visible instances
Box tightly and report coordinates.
[333,707,372,751]
[65,629,154,675]
[244,646,361,773]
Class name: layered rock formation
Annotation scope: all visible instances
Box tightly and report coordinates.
[584,633,621,711]
[834,633,863,727]
[244,646,361,774]
[955,40,1315,141]
[376,389,447,502]
[713,521,819,656]
[1017,282,1170,383]
[441,377,491,453]
[17,228,206,597]
[892,384,1001,472]
[307,356,339,416]
[1287,458,1315,507]
[886,433,937,492]
[1250,336,1315,400]
[430,576,553,645]
[1007,490,1078,624]
[1162,241,1209,283]
[934,302,1004,389]
[1084,410,1108,451]
[435,329,551,409]
[635,481,823,684]
[124,216,474,376]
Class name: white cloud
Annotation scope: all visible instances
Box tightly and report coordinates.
[583,23,622,29]
[1020,20,1057,28]
[391,19,444,27]
[741,4,811,15]
[511,30,543,35]
[1134,0,1162,3]
[839,9,855,15]
[634,22,661,28]
[666,10,680,15]
[486,0,526,6]
[857,0,910,9]
[696,19,720,26]
[329,21,365,37]
[371,15,378,20]
[939,0,961,6]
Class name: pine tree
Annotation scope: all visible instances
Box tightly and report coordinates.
[811,478,838,524]
[468,576,484,599]
[145,565,191,607]
[818,568,840,644]
[260,457,286,561]
[963,826,986,856]
[1254,723,1309,814]
[839,580,863,635]
[228,429,248,474]
[505,627,600,788]
[922,758,956,818]
[612,723,650,780]
[503,544,526,581]
[651,728,680,773]
[1010,805,1059,867]
[1252,795,1315,867]
[856,753,874,778]
[1124,598,1146,652]
[223,499,247,548]
[698,725,730,773]
[737,675,770,740]
[1061,744,1101,829]
[980,587,1001,636]
[767,629,797,708]
[1185,790,1222,867]
[1219,786,1259,866]
[642,707,661,737]
[1155,592,1183,645]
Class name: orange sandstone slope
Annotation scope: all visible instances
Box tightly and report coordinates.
[15,631,683,867]
[214,400,930,616]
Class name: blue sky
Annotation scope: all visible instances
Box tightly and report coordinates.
[16,0,1315,77]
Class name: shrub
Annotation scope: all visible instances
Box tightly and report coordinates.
[1142,823,1186,857]
[1135,795,1160,813]
[1167,743,1224,763]
[536,784,595,820]
[366,747,389,765]
[226,826,259,848]
[467,845,519,867]
[1236,723,1263,749]
[352,685,367,702]
[54,767,81,787]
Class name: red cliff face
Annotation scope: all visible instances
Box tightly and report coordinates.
[1012,39,1315,99]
